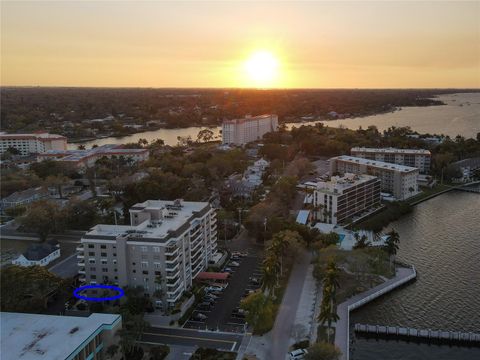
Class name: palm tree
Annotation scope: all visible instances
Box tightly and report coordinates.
[262,254,280,297]
[385,229,400,271]
[318,259,340,342]
[353,233,371,249]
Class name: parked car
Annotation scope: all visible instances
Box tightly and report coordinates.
[224,267,234,273]
[288,349,308,360]
[198,302,213,308]
[229,261,240,267]
[192,313,207,321]
[249,277,260,285]
[205,285,224,292]
[204,293,219,300]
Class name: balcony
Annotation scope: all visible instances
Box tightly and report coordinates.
[166,253,180,265]
[76,245,84,252]
[78,268,85,274]
[166,265,180,277]
[165,247,179,256]
[77,261,85,267]
[76,254,84,259]
[167,277,181,288]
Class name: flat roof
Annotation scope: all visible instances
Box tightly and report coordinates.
[0,312,120,360]
[316,173,378,194]
[222,114,276,125]
[333,156,418,173]
[85,200,210,241]
[351,147,431,155]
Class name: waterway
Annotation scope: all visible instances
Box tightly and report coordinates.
[351,190,480,360]
[69,92,480,149]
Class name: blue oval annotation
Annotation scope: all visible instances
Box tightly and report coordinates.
[73,284,125,302]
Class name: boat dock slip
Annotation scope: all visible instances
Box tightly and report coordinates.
[354,324,480,343]
[334,266,417,360]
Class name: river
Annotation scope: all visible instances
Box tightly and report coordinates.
[69,92,480,149]
[351,190,480,360]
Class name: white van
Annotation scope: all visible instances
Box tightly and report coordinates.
[288,348,308,360]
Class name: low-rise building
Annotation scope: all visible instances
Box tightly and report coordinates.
[351,147,431,173]
[0,132,67,155]
[222,114,278,145]
[78,199,217,308]
[0,312,121,360]
[0,187,50,212]
[38,144,149,171]
[313,173,381,225]
[330,156,419,200]
[12,242,61,267]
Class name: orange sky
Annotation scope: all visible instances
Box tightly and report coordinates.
[1,1,479,88]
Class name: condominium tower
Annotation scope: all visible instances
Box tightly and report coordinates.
[351,147,431,173]
[222,114,278,145]
[0,132,67,155]
[313,173,381,225]
[330,156,419,200]
[78,199,217,308]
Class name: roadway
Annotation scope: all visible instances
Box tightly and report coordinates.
[138,326,244,352]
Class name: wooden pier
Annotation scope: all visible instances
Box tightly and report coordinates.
[354,323,480,343]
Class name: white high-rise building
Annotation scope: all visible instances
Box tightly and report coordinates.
[222,114,278,145]
[313,173,381,225]
[330,156,419,200]
[351,147,431,174]
[78,199,217,308]
[0,132,67,155]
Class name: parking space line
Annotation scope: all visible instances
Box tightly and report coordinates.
[142,332,236,345]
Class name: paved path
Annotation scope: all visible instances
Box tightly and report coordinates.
[334,266,416,360]
[267,249,312,360]
[49,253,79,278]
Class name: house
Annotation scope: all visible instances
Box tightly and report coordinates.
[1,187,50,211]
[12,242,61,267]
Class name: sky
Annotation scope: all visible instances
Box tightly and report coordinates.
[1,1,479,88]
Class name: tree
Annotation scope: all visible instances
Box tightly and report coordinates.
[240,291,274,334]
[153,273,164,311]
[1,265,65,312]
[45,174,70,198]
[353,233,370,250]
[262,254,280,296]
[20,200,64,241]
[196,129,214,143]
[318,258,340,342]
[384,228,400,271]
[117,312,148,359]
[105,344,119,359]
[305,342,341,360]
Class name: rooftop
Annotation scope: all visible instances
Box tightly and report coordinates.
[316,173,379,194]
[0,312,120,360]
[40,144,148,163]
[21,243,59,261]
[85,200,210,241]
[334,155,419,173]
[351,147,431,155]
[0,132,66,140]
[222,114,276,125]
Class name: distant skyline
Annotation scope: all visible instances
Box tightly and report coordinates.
[1,1,479,88]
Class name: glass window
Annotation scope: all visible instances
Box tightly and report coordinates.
[153,247,160,253]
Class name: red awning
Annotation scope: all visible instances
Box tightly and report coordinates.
[196,272,229,281]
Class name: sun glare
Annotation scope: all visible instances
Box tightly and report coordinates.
[244,50,279,88]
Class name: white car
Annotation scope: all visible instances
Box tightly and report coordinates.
[205,285,224,292]
[289,348,308,360]
[229,261,240,267]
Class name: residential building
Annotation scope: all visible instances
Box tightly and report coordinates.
[313,173,381,225]
[0,132,67,155]
[1,312,121,360]
[12,242,61,267]
[38,144,149,171]
[0,186,50,212]
[330,156,419,200]
[351,147,431,173]
[78,199,217,308]
[222,114,278,145]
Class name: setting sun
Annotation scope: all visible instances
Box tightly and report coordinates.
[244,50,280,88]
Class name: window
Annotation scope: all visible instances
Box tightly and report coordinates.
[90,267,96,271]
[113,259,117,265]
[141,262,148,268]
[101,252,107,257]
[155,271,161,276]
[142,270,149,275]
[100,245,106,249]
[114,276,118,280]
[102,268,108,272]
[141,246,148,252]
[101,259,107,264]
[153,247,160,253]
[88,252,95,256]
[133,270,136,273]
[91,275,97,279]
[88,244,94,249]
[141,255,148,260]
[154,262,161,269]
[89,259,95,264]
[113,253,117,257]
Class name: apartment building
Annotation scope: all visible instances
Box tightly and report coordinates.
[0,132,67,155]
[38,144,149,170]
[351,147,431,173]
[1,312,121,360]
[313,173,381,225]
[222,114,278,145]
[330,156,419,200]
[78,199,217,308]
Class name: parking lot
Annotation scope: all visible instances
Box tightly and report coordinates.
[183,250,263,332]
